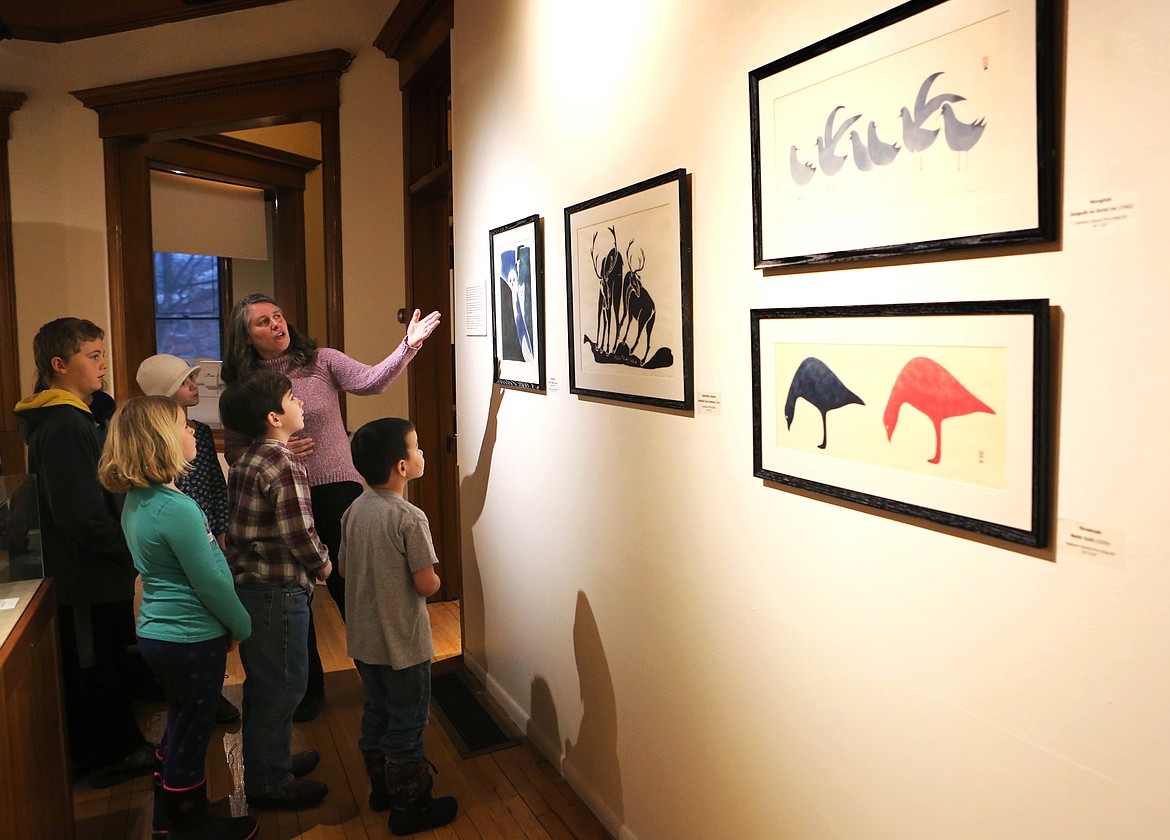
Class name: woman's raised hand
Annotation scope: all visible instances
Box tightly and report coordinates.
[287,435,315,458]
[406,309,442,349]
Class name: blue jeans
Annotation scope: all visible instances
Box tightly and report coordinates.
[355,659,430,764]
[236,583,310,793]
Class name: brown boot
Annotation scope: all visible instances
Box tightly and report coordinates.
[363,750,390,812]
[385,758,457,836]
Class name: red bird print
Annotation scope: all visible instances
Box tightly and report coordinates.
[883,356,995,464]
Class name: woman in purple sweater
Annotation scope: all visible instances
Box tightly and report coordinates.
[221,293,440,720]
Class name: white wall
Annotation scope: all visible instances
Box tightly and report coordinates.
[451,1,1170,838]
[4,0,415,426]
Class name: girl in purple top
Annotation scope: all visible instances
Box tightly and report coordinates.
[221,293,440,720]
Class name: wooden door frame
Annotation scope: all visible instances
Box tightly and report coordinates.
[0,91,27,474]
[377,0,461,603]
[70,50,351,396]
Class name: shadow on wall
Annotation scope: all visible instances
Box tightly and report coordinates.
[458,385,504,673]
[528,673,562,761]
[529,591,625,827]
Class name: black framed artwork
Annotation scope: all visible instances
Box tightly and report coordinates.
[752,299,1051,546]
[749,0,1058,268]
[489,214,546,391]
[564,169,694,410]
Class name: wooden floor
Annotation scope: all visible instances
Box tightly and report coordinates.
[72,595,611,840]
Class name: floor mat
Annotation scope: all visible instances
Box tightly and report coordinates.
[430,671,520,759]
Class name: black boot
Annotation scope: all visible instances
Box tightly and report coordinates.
[385,758,458,836]
[151,749,168,840]
[363,750,390,812]
[162,780,258,840]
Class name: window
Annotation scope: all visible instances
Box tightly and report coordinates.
[154,252,225,359]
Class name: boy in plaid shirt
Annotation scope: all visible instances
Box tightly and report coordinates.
[219,370,331,810]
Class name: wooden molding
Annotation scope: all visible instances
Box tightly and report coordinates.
[4,0,295,44]
[375,0,453,88]
[0,91,26,472]
[71,50,353,139]
[144,136,319,191]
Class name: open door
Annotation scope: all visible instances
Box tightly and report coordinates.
[378,1,461,604]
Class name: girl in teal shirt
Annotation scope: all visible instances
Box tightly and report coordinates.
[99,396,256,840]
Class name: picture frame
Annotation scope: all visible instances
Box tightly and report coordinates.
[751,299,1051,546]
[489,214,546,392]
[749,0,1058,268]
[565,169,694,410]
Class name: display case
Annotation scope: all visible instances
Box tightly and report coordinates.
[0,475,71,837]
[0,473,44,583]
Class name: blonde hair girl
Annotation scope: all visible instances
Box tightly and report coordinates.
[99,395,257,840]
[99,395,190,492]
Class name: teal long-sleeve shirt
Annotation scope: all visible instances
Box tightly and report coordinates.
[123,484,251,644]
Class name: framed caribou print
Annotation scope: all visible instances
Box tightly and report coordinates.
[751,299,1051,546]
[564,169,694,410]
[490,214,545,391]
[749,0,1058,267]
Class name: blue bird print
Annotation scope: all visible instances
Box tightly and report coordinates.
[899,71,965,165]
[789,144,816,186]
[849,130,874,172]
[940,102,986,167]
[503,266,534,363]
[815,105,861,184]
[866,121,901,166]
[784,357,865,450]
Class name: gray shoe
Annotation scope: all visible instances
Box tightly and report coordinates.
[246,777,328,810]
[291,749,320,777]
[89,742,156,789]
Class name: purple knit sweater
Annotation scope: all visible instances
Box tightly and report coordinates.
[257,341,418,487]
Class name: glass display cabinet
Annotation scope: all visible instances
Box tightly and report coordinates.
[0,473,73,839]
[0,473,44,583]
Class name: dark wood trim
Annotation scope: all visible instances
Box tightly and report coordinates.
[271,186,308,333]
[218,256,234,358]
[6,0,295,44]
[319,106,344,354]
[381,3,461,602]
[103,141,157,400]
[0,580,74,838]
[409,158,452,196]
[71,50,353,140]
[375,0,454,89]
[144,136,320,190]
[0,92,27,473]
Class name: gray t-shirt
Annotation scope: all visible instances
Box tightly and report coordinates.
[340,488,436,669]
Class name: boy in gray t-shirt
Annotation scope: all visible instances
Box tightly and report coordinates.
[339,418,458,836]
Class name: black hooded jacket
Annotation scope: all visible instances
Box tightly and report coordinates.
[13,389,135,606]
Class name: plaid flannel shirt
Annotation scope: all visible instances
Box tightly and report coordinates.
[226,439,329,592]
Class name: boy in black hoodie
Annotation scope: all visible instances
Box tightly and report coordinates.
[13,317,153,788]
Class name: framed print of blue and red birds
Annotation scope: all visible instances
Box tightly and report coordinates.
[750,300,1051,547]
[748,0,1058,268]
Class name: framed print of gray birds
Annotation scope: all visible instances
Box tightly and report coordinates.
[751,299,1052,547]
[749,0,1058,268]
[490,214,546,392]
[564,169,694,411]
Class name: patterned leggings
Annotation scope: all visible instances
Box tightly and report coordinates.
[137,635,228,787]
